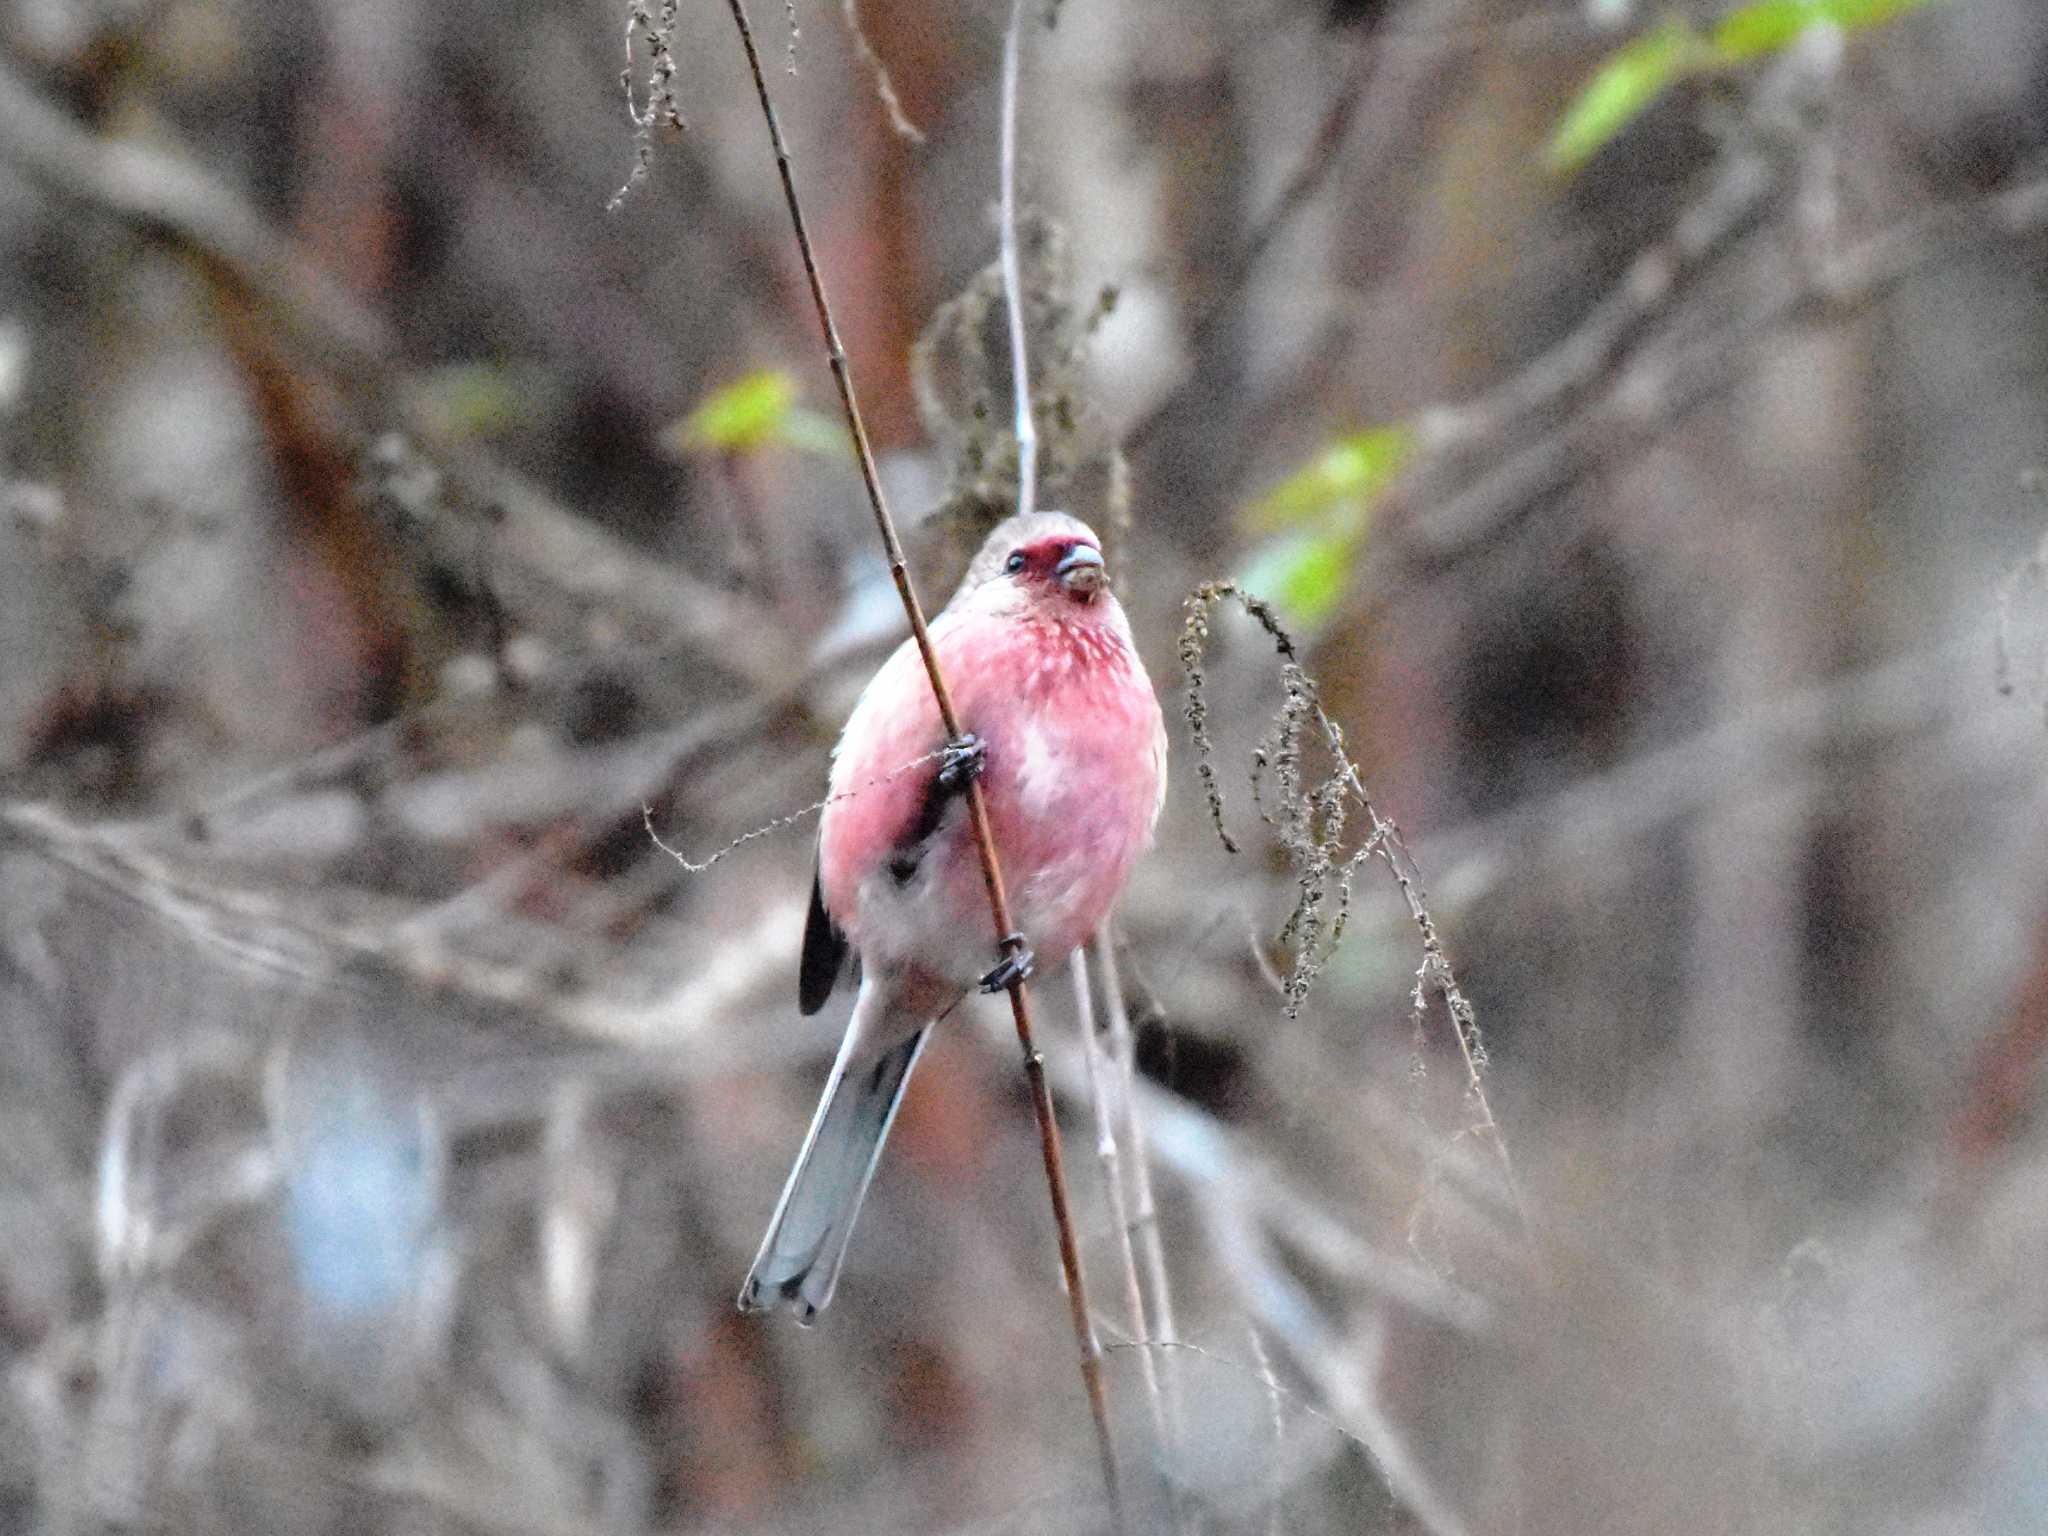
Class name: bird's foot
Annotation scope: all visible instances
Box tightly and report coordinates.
[937,733,986,793]
[979,934,1035,994]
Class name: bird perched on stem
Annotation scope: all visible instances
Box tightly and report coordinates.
[740,511,1166,1323]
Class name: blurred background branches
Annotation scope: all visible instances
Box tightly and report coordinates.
[2,0,2048,1533]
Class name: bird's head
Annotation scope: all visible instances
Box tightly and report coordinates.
[958,511,1113,612]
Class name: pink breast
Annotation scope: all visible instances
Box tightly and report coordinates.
[948,617,1163,962]
[818,604,1163,978]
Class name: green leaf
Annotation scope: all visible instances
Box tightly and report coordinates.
[1553,0,1932,174]
[1237,424,1410,624]
[1240,531,1356,628]
[1710,0,1930,60]
[1712,0,1933,59]
[1821,0,1933,27]
[665,369,849,461]
[1545,19,1701,175]
[1249,426,1414,534]
[1711,0,1817,58]
[670,370,799,456]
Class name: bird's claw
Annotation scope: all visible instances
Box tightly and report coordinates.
[938,733,986,792]
[979,934,1035,994]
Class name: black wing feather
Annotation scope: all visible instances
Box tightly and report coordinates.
[798,857,850,1015]
[881,740,974,885]
[800,741,971,1014]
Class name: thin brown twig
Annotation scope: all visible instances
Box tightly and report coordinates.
[717,0,1124,1522]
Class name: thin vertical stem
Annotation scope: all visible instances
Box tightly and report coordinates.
[1096,934,1187,1441]
[1355,790,1542,1274]
[719,1,1123,1523]
[999,0,1038,521]
[1246,1324,1287,1536]
[1076,955,1186,1530]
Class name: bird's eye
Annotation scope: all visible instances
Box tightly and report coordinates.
[1005,551,1026,573]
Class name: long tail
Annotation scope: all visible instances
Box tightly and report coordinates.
[739,989,932,1325]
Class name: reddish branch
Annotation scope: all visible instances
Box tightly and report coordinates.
[718,0,1126,1523]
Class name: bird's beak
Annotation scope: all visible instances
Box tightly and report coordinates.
[1056,543,1106,596]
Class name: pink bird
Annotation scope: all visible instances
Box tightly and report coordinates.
[740,511,1167,1323]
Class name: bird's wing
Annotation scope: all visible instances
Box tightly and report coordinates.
[815,624,959,921]
[798,854,851,1016]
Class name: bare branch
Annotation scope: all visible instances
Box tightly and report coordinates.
[840,0,925,143]
[1387,151,2048,581]
[0,54,796,690]
[1,798,794,1072]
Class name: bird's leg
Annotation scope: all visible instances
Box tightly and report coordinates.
[937,732,986,793]
[979,932,1035,993]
